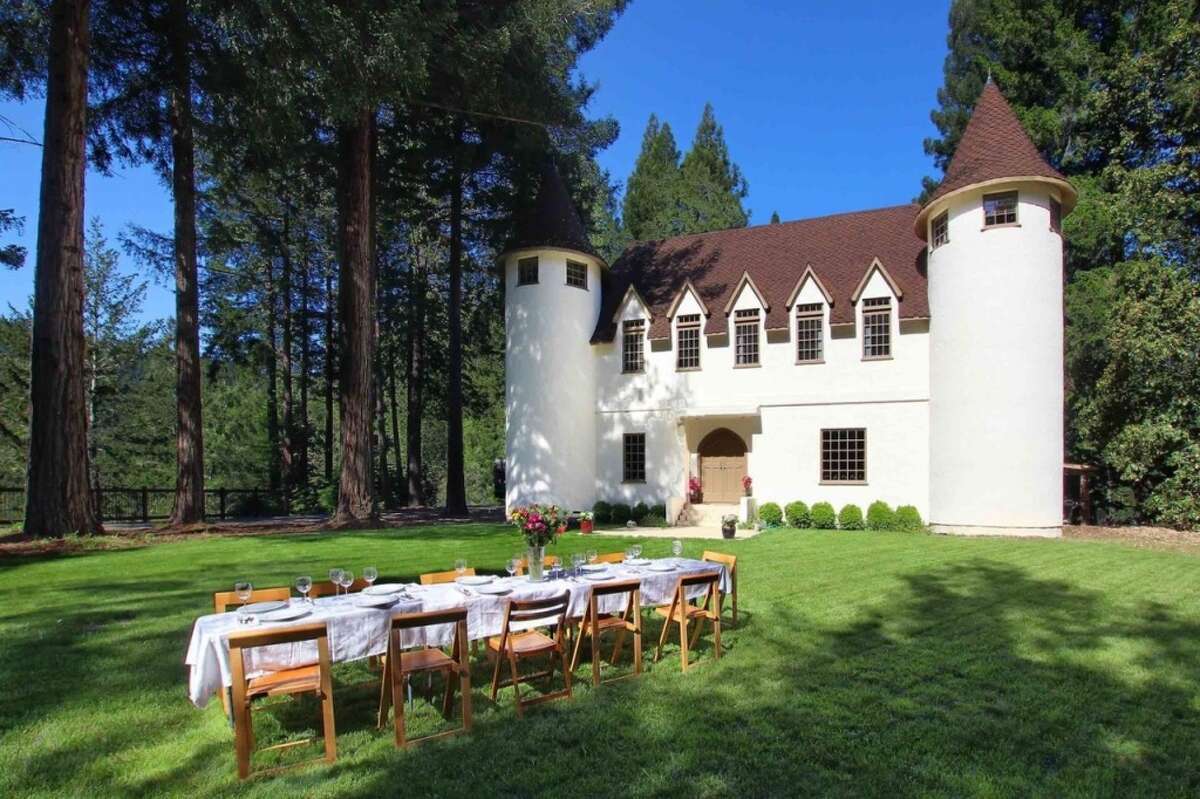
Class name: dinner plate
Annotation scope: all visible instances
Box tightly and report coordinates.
[475,583,512,595]
[456,575,492,586]
[354,594,398,609]
[647,561,676,572]
[580,564,607,573]
[364,583,406,596]
[259,605,311,622]
[625,558,651,567]
[240,600,287,615]
[583,573,613,582]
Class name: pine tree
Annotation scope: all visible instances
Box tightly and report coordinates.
[622,114,682,241]
[770,211,781,224]
[678,103,749,234]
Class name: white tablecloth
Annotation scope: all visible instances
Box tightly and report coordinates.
[185,558,729,708]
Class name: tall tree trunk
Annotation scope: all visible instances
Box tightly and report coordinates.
[167,0,204,525]
[298,244,311,495]
[25,0,101,537]
[323,262,335,484]
[279,214,295,500]
[387,344,405,504]
[374,319,393,508]
[444,143,468,516]
[265,255,280,491]
[406,244,426,506]
[334,108,377,525]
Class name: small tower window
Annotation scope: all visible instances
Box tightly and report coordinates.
[566,260,587,289]
[795,303,824,363]
[622,319,645,373]
[1049,198,1062,233]
[931,211,949,250]
[734,308,760,366]
[517,256,539,285]
[676,314,701,370]
[862,297,891,359]
[983,191,1018,227]
[623,433,646,483]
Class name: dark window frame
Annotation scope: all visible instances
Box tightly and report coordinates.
[566,260,588,289]
[795,302,824,364]
[983,191,1019,227]
[820,428,867,484]
[622,319,645,374]
[676,313,701,371]
[623,432,646,483]
[931,211,949,250]
[517,256,539,286]
[734,308,761,367]
[861,297,892,360]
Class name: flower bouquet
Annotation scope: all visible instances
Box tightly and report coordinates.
[509,504,564,581]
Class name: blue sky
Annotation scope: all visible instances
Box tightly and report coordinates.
[0,1,949,321]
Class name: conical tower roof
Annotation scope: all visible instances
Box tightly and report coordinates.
[504,160,599,261]
[916,81,1075,236]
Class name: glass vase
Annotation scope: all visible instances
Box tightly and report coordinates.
[527,545,545,582]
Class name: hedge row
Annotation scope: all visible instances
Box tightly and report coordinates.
[768,499,925,531]
[592,500,668,527]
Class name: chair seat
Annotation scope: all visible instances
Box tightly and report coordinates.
[391,647,456,674]
[577,614,627,633]
[487,629,558,656]
[246,664,321,698]
[654,603,709,622]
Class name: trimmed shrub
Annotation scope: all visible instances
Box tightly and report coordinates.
[758,502,783,527]
[631,502,650,523]
[610,503,632,525]
[866,500,897,531]
[810,501,837,529]
[640,513,668,528]
[895,505,924,531]
[785,500,810,529]
[592,501,612,525]
[650,503,667,520]
[838,503,865,530]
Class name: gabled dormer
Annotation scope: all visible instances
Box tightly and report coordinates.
[785,264,832,365]
[852,258,902,361]
[615,284,651,374]
[724,272,767,367]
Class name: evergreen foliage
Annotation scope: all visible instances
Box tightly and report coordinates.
[866,501,897,531]
[678,103,749,233]
[810,502,837,530]
[758,501,783,527]
[622,114,683,241]
[895,505,925,532]
[838,504,865,531]
[785,500,810,528]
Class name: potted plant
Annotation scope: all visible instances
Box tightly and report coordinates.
[579,511,594,535]
[688,474,702,503]
[508,504,563,581]
[742,474,753,497]
[721,513,738,539]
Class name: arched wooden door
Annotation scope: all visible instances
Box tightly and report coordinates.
[698,428,747,503]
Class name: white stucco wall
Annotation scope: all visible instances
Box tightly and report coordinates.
[504,248,604,512]
[927,182,1064,535]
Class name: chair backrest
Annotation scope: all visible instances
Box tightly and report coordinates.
[213,586,291,614]
[389,606,469,631]
[513,555,560,575]
[594,552,626,564]
[701,551,736,577]
[586,578,640,621]
[503,591,570,631]
[667,570,722,615]
[421,568,476,585]
[309,578,370,598]
[226,622,331,685]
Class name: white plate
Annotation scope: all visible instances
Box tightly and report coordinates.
[583,573,613,582]
[625,558,651,567]
[647,561,676,572]
[456,575,492,586]
[241,600,287,614]
[475,583,512,595]
[364,583,406,596]
[354,594,398,609]
[581,564,607,573]
[259,605,311,622]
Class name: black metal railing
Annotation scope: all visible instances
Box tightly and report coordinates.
[0,486,290,525]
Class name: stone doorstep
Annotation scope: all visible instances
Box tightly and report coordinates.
[588,524,760,540]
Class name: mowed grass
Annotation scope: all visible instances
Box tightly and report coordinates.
[1,525,1199,798]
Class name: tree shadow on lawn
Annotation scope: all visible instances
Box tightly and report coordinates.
[3,557,1199,797]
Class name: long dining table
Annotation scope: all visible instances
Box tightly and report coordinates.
[185,557,730,709]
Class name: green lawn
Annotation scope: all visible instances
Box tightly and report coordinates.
[2,525,1199,798]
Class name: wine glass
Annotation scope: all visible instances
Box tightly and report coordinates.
[454,559,468,578]
[572,552,585,576]
[505,557,517,580]
[329,568,344,596]
[340,569,355,595]
[672,538,684,561]
[234,581,252,623]
[587,550,597,566]
[363,566,378,589]
[295,575,312,605]
[632,544,643,560]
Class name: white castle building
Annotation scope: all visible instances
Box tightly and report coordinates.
[502,82,1076,537]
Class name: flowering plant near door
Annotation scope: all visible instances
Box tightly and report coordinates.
[688,474,702,503]
[742,474,753,496]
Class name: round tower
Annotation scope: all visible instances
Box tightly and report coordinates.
[501,161,604,513]
[917,82,1076,537]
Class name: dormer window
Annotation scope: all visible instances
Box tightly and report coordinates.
[622,319,645,373]
[795,303,823,363]
[517,256,539,285]
[983,191,1018,227]
[931,211,949,250]
[734,309,760,366]
[862,297,892,359]
[566,260,587,289]
[676,314,701,370]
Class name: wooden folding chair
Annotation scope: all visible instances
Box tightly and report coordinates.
[594,552,626,564]
[213,587,291,614]
[376,607,472,748]
[701,551,738,628]
[569,579,642,686]
[653,571,722,673]
[226,622,336,780]
[420,568,475,585]
[308,578,369,598]
[513,555,560,576]
[487,592,572,717]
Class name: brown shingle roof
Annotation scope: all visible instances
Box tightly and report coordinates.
[923,81,1071,211]
[590,204,928,343]
[505,160,598,259]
